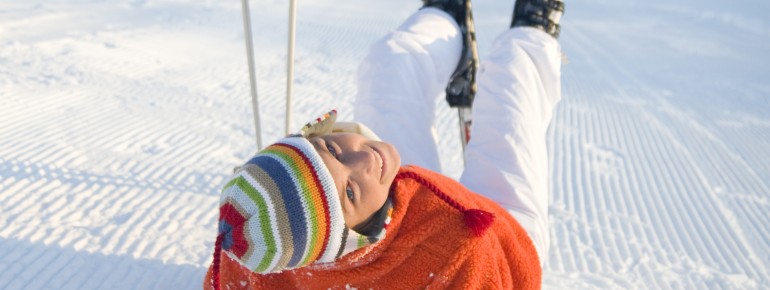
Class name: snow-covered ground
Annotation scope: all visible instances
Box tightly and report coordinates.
[1,0,768,289]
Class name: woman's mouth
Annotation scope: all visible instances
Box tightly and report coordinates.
[372,146,387,183]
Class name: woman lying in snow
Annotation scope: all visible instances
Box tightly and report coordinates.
[205,0,564,288]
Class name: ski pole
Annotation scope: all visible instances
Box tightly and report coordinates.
[444,0,479,165]
[240,0,262,150]
[286,0,298,135]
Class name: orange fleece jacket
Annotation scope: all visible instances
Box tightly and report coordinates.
[205,165,541,289]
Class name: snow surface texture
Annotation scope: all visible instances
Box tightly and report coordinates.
[1,0,768,289]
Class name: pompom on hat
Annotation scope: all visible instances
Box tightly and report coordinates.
[210,110,390,290]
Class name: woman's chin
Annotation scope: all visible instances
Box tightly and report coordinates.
[384,142,401,182]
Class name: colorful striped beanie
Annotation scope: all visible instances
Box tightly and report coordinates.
[212,136,387,280]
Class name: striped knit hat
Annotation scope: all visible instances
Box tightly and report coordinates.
[213,136,386,280]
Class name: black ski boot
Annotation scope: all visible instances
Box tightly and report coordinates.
[511,0,565,38]
[422,0,479,150]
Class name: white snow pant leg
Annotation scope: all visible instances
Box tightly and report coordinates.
[459,27,562,265]
[354,8,462,172]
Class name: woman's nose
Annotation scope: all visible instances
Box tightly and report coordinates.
[347,149,375,174]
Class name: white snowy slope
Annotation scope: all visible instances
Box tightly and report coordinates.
[0,0,768,289]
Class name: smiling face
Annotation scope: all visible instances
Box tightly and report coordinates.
[309,132,401,232]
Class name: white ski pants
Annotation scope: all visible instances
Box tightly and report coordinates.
[354,8,562,265]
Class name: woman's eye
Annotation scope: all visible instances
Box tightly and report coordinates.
[327,144,338,159]
[346,185,355,202]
